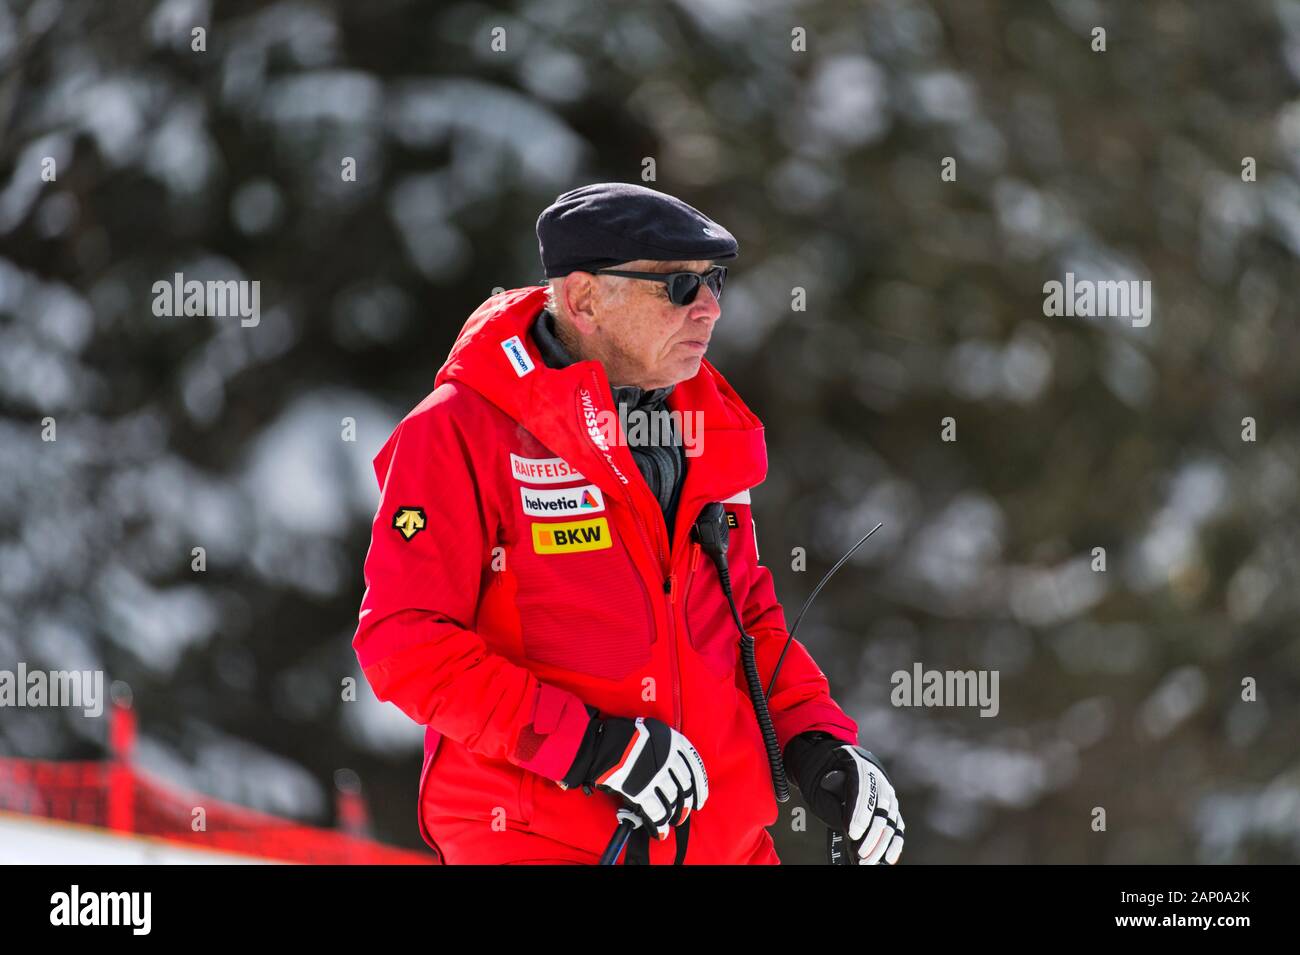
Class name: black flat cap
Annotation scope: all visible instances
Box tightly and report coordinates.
[536,182,738,278]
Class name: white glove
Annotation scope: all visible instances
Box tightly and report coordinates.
[569,715,710,841]
[841,746,904,864]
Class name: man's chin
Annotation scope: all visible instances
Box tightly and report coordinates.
[641,354,705,389]
[672,355,705,384]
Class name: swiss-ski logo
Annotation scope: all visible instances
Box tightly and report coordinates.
[579,387,629,485]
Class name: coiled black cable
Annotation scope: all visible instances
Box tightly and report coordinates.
[693,505,886,807]
[693,503,789,803]
[715,555,790,803]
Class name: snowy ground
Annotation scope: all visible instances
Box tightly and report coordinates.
[0,812,273,864]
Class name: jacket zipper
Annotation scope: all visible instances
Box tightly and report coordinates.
[665,541,701,733]
[636,471,680,732]
[663,574,681,732]
[587,370,680,730]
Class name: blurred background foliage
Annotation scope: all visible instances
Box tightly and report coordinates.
[1,0,1298,863]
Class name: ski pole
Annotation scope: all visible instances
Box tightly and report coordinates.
[599,808,643,865]
[820,769,857,864]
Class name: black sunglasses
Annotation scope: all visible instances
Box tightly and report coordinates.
[594,265,727,306]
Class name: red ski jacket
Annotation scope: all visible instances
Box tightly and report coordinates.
[352,286,858,864]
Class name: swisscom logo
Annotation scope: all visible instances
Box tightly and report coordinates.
[520,484,605,517]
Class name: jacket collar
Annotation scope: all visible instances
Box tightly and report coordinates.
[434,287,768,552]
[531,307,677,413]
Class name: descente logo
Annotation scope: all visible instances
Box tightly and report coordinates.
[50,885,151,935]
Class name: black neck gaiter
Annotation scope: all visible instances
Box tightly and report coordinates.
[531,309,687,543]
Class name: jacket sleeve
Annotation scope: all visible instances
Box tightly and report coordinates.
[736,507,859,752]
[352,391,591,783]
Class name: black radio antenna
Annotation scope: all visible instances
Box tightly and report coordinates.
[764,522,884,700]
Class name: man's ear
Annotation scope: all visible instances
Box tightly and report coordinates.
[561,271,601,335]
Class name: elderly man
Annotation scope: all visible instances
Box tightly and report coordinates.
[352,182,904,865]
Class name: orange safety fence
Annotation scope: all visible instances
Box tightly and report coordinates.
[0,756,432,865]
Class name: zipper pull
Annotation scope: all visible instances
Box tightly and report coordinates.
[666,573,676,602]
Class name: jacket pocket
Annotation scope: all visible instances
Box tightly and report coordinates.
[421,739,534,827]
[519,767,536,823]
[513,530,655,680]
[683,541,742,681]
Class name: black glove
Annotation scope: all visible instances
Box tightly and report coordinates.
[560,710,710,841]
[784,731,905,865]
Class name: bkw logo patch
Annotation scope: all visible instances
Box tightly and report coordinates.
[531,518,612,554]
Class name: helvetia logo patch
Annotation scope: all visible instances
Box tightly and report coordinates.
[531,517,612,554]
[520,484,606,517]
[392,506,426,540]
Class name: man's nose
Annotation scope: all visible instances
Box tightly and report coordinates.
[690,283,722,322]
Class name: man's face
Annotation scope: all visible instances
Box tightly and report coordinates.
[559,258,723,390]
